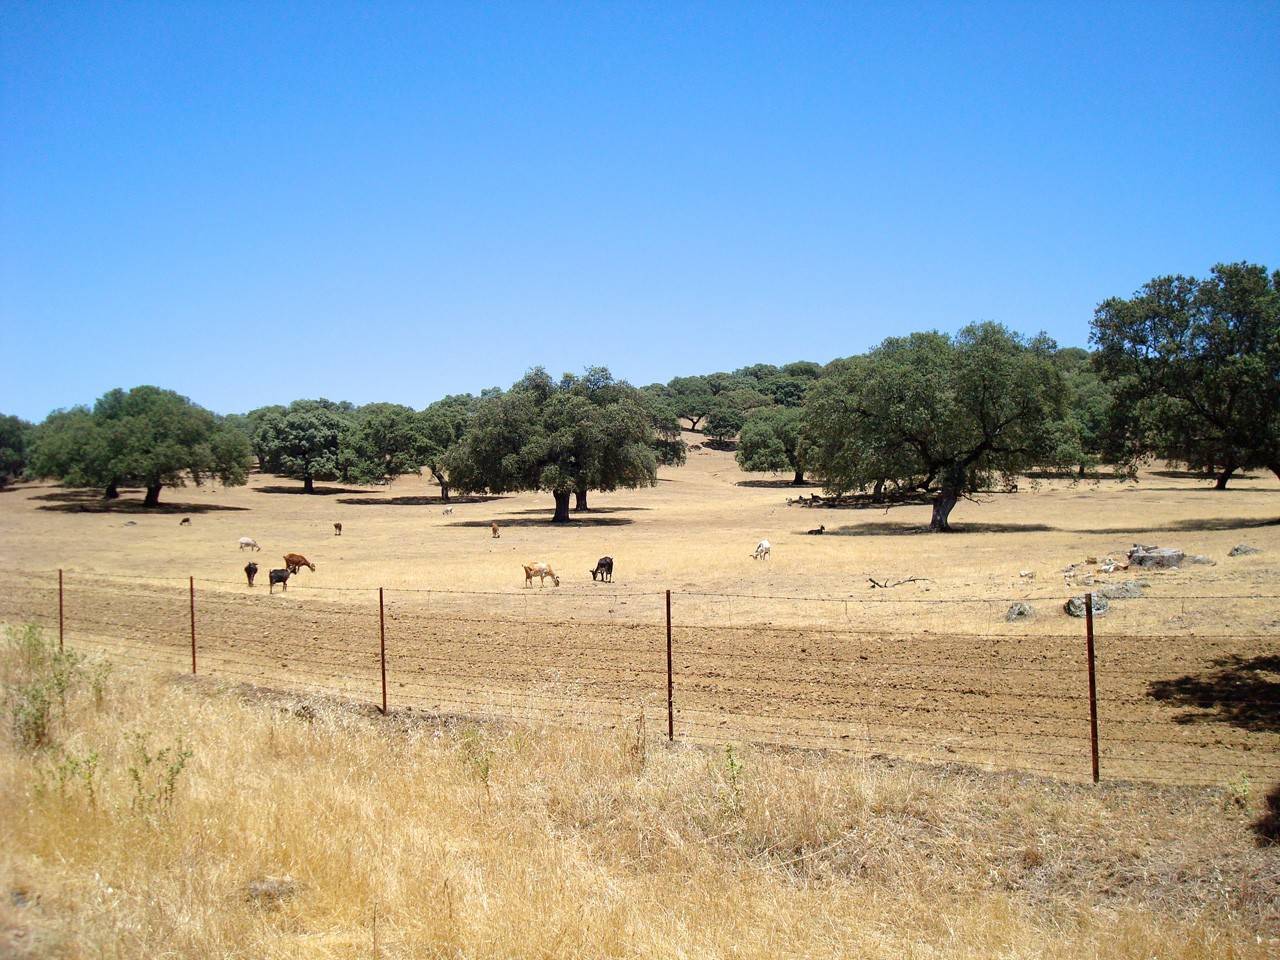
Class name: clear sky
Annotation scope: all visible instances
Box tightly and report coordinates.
[2,1,1277,421]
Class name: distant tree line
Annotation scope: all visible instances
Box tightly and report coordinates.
[4,261,1273,529]
[645,260,1277,530]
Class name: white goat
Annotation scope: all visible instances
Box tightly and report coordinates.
[238,537,261,551]
[752,539,771,560]
[442,506,455,517]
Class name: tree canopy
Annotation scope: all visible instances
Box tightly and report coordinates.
[805,323,1067,530]
[735,406,809,484]
[0,414,31,488]
[1091,262,1280,488]
[665,376,715,431]
[443,367,667,521]
[343,403,432,486]
[417,394,477,500]
[251,400,353,493]
[28,386,250,505]
[1040,347,1116,476]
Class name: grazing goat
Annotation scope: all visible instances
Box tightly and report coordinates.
[268,568,290,593]
[238,537,261,551]
[752,539,771,560]
[807,525,825,535]
[491,521,500,539]
[244,562,258,587]
[333,522,342,536]
[442,506,454,517]
[590,556,614,582]
[523,562,560,588]
[179,517,191,526]
[283,553,315,574]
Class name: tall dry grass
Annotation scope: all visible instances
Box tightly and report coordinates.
[1,625,1276,959]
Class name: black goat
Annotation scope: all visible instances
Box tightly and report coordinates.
[269,568,290,593]
[590,556,614,582]
[807,524,826,535]
[244,562,258,587]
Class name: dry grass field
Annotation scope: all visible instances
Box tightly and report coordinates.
[1,442,1279,956]
[1,636,1277,958]
[1,436,1278,786]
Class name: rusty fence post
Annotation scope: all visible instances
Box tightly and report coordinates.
[379,587,388,715]
[1085,592,1100,783]
[58,568,64,651]
[189,576,197,675]
[666,589,674,742]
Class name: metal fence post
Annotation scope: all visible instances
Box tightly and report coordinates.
[666,589,674,742]
[379,587,388,715]
[58,568,64,651]
[1085,592,1100,783]
[189,576,197,675]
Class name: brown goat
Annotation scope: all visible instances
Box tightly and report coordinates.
[283,553,315,574]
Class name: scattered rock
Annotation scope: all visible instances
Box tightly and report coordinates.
[1128,545,1184,569]
[1064,595,1110,617]
[1099,580,1144,599]
[123,521,137,526]
[1187,554,1216,565]
[1229,544,1261,557]
[1005,602,1035,622]
[246,875,298,907]
[1018,570,1035,579]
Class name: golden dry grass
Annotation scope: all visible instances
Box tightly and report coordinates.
[1,434,1277,606]
[1,634,1277,959]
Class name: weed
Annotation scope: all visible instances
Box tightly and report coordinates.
[721,744,745,817]
[458,725,493,799]
[1224,773,1252,811]
[2,624,93,749]
[125,731,192,816]
[37,747,101,806]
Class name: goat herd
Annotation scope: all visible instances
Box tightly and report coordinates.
[177,508,788,595]
[236,538,317,594]
[228,519,618,595]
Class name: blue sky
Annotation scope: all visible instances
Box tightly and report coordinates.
[2,1,1277,421]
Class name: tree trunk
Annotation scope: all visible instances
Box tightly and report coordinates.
[685,416,703,431]
[304,476,314,494]
[929,486,959,532]
[104,482,119,500]
[791,467,805,486]
[143,484,162,507]
[872,478,885,500]
[574,488,588,511]
[432,469,450,501]
[552,490,572,523]
[1078,462,1087,478]
[1214,461,1236,490]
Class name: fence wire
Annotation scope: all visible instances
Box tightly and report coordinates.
[0,567,1277,788]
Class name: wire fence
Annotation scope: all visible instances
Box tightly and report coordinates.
[1,567,1277,788]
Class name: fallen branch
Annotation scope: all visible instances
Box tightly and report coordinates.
[867,576,933,589]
